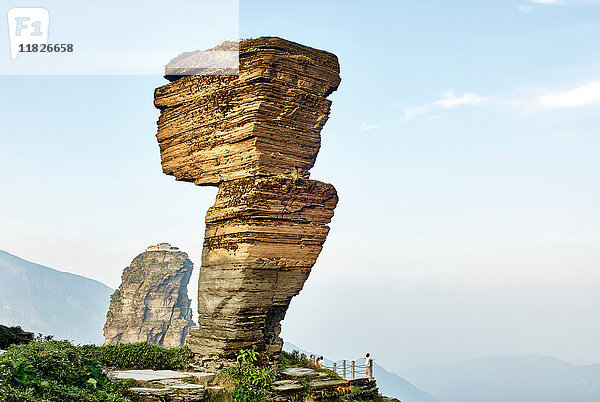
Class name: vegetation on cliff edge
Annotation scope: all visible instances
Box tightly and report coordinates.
[0,340,133,401]
[216,349,276,401]
[80,341,194,370]
[0,339,194,401]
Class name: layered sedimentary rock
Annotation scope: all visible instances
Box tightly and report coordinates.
[154,37,341,185]
[153,36,340,362]
[103,248,195,347]
[186,177,338,358]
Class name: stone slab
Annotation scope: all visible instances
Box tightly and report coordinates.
[271,380,304,392]
[128,387,171,394]
[308,378,349,390]
[108,369,214,383]
[280,367,322,379]
[169,384,205,390]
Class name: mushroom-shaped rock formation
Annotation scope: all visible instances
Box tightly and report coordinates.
[153,37,340,366]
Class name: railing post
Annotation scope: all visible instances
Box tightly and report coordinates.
[369,359,374,379]
[332,362,337,375]
[351,360,355,379]
[343,360,346,379]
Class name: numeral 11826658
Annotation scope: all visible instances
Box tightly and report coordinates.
[19,44,74,53]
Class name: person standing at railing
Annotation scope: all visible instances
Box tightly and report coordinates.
[364,353,374,377]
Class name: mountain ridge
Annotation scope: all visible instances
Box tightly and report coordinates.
[0,249,112,288]
[0,249,112,344]
[400,354,600,402]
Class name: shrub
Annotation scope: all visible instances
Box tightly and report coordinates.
[0,340,132,401]
[280,349,341,379]
[280,349,312,368]
[80,342,194,370]
[291,377,314,401]
[225,349,275,401]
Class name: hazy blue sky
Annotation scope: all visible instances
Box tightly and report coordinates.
[1,0,600,370]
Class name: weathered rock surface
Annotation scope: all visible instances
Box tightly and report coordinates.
[153,36,340,363]
[107,369,225,402]
[108,370,215,386]
[103,249,195,347]
[270,367,381,401]
[187,177,338,360]
[109,367,382,401]
[154,37,341,186]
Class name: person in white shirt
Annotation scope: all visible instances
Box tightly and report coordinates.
[364,353,374,377]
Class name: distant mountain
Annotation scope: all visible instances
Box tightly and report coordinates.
[374,362,439,402]
[0,250,112,344]
[399,354,600,402]
[284,341,438,402]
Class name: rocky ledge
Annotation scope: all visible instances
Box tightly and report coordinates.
[272,367,380,401]
[109,367,389,401]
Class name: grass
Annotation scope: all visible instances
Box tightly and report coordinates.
[0,339,195,401]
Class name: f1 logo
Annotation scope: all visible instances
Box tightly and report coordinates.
[7,8,50,60]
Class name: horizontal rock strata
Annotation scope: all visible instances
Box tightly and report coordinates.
[153,36,341,363]
[154,37,341,185]
[271,368,382,401]
[108,370,225,402]
[103,250,195,347]
[186,177,337,359]
[109,368,384,402]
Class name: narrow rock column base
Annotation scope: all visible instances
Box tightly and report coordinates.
[186,177,338,363]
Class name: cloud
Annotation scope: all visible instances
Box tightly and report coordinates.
[402,106,429,120]
[521,0,600,9]
[433,91,485,108]
[518,5,535,11]
[398,78,600,122]
[402,91,487,120]
[360,123,382,132]
[529,0,600,5]
[518,0,557,12]
[537,80,600,108]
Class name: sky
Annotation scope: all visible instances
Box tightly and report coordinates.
[1,0,600,372]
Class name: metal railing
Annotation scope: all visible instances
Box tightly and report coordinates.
[309,354,374,380]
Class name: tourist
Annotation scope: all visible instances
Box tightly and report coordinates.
[364,353,374,376]
[316,356,324,368]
